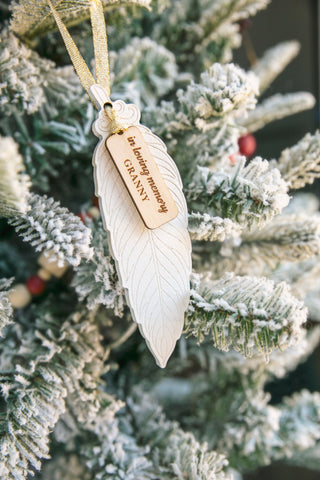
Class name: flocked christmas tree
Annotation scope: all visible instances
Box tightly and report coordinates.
[1,0,320,479]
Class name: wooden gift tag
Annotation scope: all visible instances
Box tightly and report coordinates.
[106,126,178,229]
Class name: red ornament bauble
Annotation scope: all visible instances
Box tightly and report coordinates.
[26,275,46,296]
[238,133,257,158]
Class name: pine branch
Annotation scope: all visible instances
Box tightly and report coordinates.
[72,220,124,313]
[186,158,289,228]
[167,328,320,393]
[145,63,258,176]
[261,327,320,380]
[0,29,93,191]
[41,63,87,120]
[48,388,155,480]
[9,193,93,267]
[252,41,300,93]
[8,102,95,192]
[153,0,270,67]
[186,273,306,360]
[11,0,152,40]
[199,0,270,45]
[110,37,179,107]
[144,101,243,175]
[126,388,231,480]
[0,137,30,218]
[216,389,320,471]
[214,214,320,276]
[272,255,320,300]
[239,92,315,133]
[0,278,14,336]
[54,385,231,480]
[0,27,88,118]
[276,130,320,189]
[174,362,320,472]
[201,0,270,33]
[188,212,241,242]
[0,307,106,479]
[76,403,157,480]
[286,443,320,471]
[275,390,320,458]
[243,214,320,263]
[0,28,55,116]
[145,62,258,136]
[152,328,320,467]
[178,63,258,122]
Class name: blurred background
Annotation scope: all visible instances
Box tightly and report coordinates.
[238,2,320,478]
[235,0,318,156]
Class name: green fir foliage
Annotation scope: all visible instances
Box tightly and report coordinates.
[152,0,270,68]
[144,62,258,176]
[188,212,241,242]
[110,37,179,107]
[0,28,54,116]
[186,274,307,359]
[0,137,30,218]
[0,279,14,336]
[72,220,124,313]
[0,0,320,478]
[186,157,289,229]
[211,213,320,277]
[9,193,93,267]
[125,389,231,480]
[240,92,315,133]
[252,41,300,93]
[276,130,320,189]
[219,389,320,470]
[11,0,152,39]
[0,307,107,479]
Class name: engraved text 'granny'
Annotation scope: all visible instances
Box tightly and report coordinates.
[106,126,178,229]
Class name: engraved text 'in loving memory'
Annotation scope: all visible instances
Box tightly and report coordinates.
[126,135,168,213]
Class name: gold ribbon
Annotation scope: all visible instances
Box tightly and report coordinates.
[47,0,96,94]
[47,0,125,132]
[47,0,110,98]
[90,0,110,97]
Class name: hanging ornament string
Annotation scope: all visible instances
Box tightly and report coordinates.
[89,0,110,96]
[47,0,95,93]
[47,0,124,134]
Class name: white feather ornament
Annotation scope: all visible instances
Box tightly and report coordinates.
[47,0,192,367]
[90,84,192,367]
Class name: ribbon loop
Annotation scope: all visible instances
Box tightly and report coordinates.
[47,0,111,99]
[90,0,111,97]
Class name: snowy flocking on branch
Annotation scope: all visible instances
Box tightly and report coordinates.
[0,136,30,218]
[187,274,307,360]
[9,193,93,267]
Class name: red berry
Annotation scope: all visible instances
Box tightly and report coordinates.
[77,211,92,224]
[26,275,46,296]
[77,212,86,223]
[93,196,100,209]
[238,19,252,33]
[238,134,257,158]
